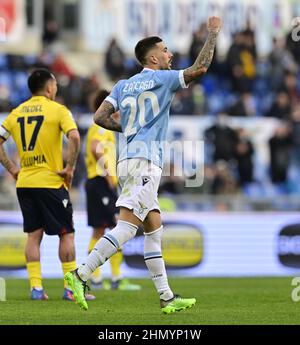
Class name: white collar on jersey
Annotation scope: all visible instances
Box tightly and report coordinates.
[141,67,155,72]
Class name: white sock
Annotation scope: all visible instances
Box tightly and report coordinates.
[144,226,173,300]
[78,220,138,281]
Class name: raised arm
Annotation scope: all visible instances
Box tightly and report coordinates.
[184,16,222,85]
[94,101,122,133]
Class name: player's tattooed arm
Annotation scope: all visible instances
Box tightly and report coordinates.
[0,138,19,180]
[184,16,221,84]
[57,129,80,189]
[94,101,122,133]
[66,129,80,169]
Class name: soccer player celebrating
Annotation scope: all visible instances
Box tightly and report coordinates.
[85,89,140,291]
[0,69,94,301]
[65,16,221,313]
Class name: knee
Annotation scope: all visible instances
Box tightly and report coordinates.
[107,220,138,248]
[144,226,163,247]
[118,220,138,238]
[144,226,163,238]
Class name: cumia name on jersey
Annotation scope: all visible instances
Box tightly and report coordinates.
[97,328,202,341]
[21,154,47,167]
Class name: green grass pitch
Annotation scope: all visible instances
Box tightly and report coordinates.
[0,277,299,325]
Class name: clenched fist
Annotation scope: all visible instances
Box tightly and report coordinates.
[207,16,222,34]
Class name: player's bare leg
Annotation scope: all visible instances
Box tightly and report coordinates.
[26,229,48,300]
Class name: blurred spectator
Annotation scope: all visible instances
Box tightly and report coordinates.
[279,72,300,107]
[265,91,291,120]
[105,38,125,81]
[189,23,207,64]
[192,84,207,115]
[50,54,75,106]
[160,162,185,194]
[123,57,141,78]
[205,113,238,162]
[226,32,244,80]
[269,123,291,183]
[226,31,257,93]
[235,128,254,185]
[199,165,216,194]
[170,88,195,115]
[211,161,239,195]
[171,52,189,70]
[268,37,298,90]
[0,84,10,111]
[79,73,100,111]
[32,51,53,70]
[42,20,59,47]
[243,21,255,43]
[227,92,257,116]
[290,106,300,169]
[7,54,27,70]
[242,28,257,60]
[290,105,300,144]
[51,54,74,79]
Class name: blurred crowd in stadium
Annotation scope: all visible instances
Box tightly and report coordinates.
[1,20,300,210]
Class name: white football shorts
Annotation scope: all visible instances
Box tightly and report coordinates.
[116,158,162,222]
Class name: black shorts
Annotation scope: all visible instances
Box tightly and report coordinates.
[85,176,118,228]
[16,187,74,236]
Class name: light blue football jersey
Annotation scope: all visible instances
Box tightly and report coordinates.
[106,68,187,168]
